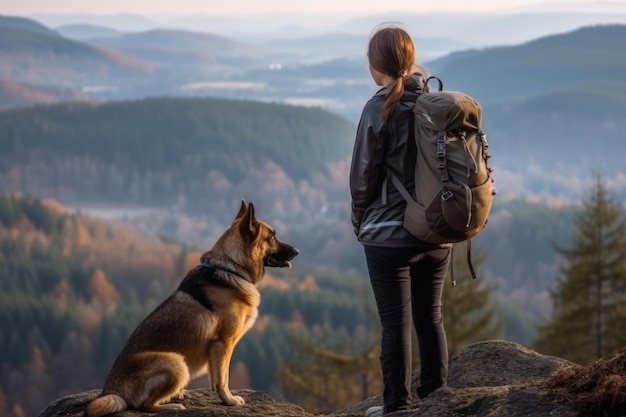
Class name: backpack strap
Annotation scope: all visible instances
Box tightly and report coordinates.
[450,240,478,287]
[387,169,413,203]
[449,245,456,286]
[466,238,478,280]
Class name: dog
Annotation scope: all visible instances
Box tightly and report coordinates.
[86,201,299,417]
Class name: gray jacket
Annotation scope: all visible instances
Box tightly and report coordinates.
[349,73,446,248]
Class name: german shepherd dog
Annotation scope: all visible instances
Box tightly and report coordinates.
[86,201,299,417]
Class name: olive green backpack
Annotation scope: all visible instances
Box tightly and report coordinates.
[389,77,496,282]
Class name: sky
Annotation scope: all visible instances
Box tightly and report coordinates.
[3,0,606,16]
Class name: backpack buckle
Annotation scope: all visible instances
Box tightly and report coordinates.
[436,135,446,157]
[441,190,454,201]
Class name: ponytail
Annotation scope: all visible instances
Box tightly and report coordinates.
[382,76,406,122]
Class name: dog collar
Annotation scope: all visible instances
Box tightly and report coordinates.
[198,261,249,281]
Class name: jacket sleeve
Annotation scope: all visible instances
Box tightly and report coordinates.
[349,104,385,234]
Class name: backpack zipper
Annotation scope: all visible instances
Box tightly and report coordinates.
[460,130,478,178]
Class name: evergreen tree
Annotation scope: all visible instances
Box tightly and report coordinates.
[534,174,626,364]
[275,286,381,412]
[443,243,503,352]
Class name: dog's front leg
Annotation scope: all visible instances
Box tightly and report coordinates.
[208,340,244,406]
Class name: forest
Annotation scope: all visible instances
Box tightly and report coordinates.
[0,97,355,214]
[7,177,626,417]
[0,96,617,317]
[3,177,626,416]
[0,193,511,416]
[0,195,383,416]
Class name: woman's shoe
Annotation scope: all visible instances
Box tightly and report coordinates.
[365,405,384,417]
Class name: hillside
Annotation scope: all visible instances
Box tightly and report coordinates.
[55,23,121,40]
[0,78,94,109]
[427,25,626,103]
[482,78,626,177]
[2,16,625,134]
[0,15,59,37]
[80,30,261,76]
[0,17,154,88]
[344,10,626,48]
[0,97,356,217]
[90,29,265,59]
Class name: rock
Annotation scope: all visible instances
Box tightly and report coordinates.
[38,389,319,417]
[446,340,576,388]
[37,341,581,417]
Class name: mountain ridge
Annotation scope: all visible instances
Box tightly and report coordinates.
[427,24,626,102]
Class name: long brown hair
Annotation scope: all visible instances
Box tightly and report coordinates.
[368,25,416,122]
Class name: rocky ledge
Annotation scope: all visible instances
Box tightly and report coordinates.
[38,340,626,417]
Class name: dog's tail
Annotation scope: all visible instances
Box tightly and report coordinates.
[86,394,127,417]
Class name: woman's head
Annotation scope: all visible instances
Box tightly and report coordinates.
[367,24,417,122]
[368,25,416,79]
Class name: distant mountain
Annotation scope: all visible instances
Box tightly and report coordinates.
[341,10,626,46]
[56,23,121,40]
[427,24,626,103]
[95,29,262,55]
[29,12,158,32]
[0,15,58,37]
[88,29,267,68]
[40,8,625,48]
[1,16,625,193]
[0,17,155,89]
[483,78,626,177]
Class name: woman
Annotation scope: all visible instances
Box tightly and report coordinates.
[349,25,452,416]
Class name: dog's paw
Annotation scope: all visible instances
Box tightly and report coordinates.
[145,403,186,412]
[172,390,185,401]
[221,394,245,406]
[230,395,245,406]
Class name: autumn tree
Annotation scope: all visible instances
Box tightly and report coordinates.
[534,174,626,364]
[276,328,380,413]
[443,243,503,352]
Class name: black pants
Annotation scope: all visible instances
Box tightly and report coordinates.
[364,245,451,413]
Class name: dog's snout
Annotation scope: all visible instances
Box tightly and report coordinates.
[291,247,300,257]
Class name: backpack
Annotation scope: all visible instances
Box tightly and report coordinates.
[388,77,496,282]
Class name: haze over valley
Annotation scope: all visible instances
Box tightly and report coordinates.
[1,1,626,330]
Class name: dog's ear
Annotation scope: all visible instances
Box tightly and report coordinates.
[235,199,247,221]
[239,202,258,237]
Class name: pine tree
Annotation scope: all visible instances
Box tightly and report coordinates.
[534,174,626,364]
[443,242,503,352]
